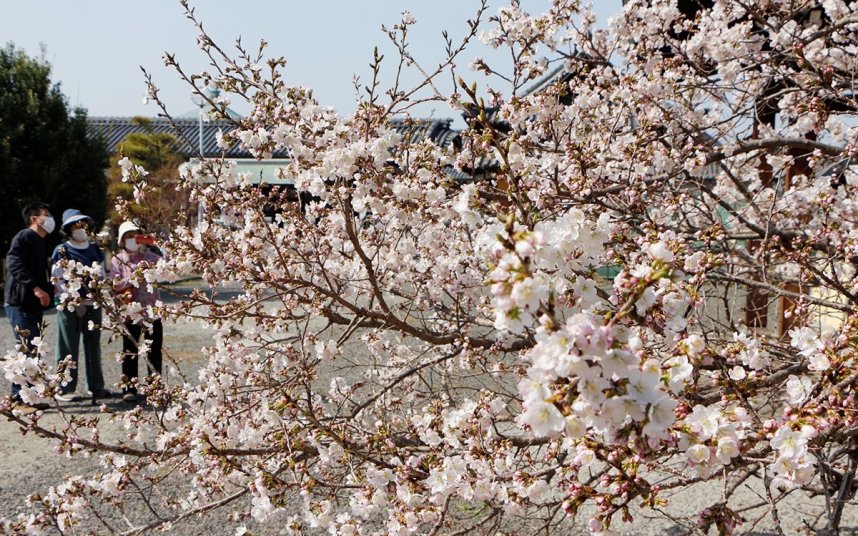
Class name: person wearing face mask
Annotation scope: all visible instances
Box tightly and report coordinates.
[49,209,110,402]
[3,201,55,413]
[111,221,163,403]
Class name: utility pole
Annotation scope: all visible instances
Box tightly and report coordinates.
[191,92,206,227]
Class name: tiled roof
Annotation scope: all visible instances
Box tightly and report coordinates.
[88,117,463,158]
[388,118,461,148]
[459,57,722,180]
[87,116,473,181]
[86,116,274,159]
[461,58,606,130]
[521,53,608,98]
[387,118,471,181]
[522,65,574,98]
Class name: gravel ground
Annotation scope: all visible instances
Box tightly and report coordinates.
[0,288,856,535]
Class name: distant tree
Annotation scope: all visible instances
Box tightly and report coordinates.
[0,43,108,253]
[107,116,194,234]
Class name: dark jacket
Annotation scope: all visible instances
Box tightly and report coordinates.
[4,228,53,312]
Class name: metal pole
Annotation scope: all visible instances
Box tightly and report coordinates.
[195,97,206,227]
[198,102,204,157]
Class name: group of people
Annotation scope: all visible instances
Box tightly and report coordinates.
[4,202,163,413]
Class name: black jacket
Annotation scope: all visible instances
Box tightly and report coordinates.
[4,228,53,312]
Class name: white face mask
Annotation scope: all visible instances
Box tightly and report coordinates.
[124,238,140,253]
[71,229,88,242]
[39,216,56,234]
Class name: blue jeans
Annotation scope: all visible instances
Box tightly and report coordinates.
[56,306,104,394]
[5,305,43,401]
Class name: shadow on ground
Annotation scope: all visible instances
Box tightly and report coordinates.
[663,522,858,535]
[29,394,161,416]
[158,282,246,304]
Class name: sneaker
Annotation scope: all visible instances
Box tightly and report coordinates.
[122,391,137,403]
[54,393,75,403]
[87,389,112,398]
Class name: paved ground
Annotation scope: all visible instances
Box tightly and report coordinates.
[0,288,856,534]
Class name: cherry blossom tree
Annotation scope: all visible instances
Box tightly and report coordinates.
[4,0,858,534]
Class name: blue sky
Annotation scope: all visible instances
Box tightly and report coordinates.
[2,1,622,123]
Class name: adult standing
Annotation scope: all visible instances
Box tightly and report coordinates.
[3,202,54,412]
[51,209,110,402]
[111,221,162,402]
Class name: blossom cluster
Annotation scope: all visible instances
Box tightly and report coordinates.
[4,1,858,535]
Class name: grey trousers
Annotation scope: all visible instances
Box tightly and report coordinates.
[56,306,105,394]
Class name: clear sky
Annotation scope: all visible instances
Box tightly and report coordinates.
[2,1,622,124]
